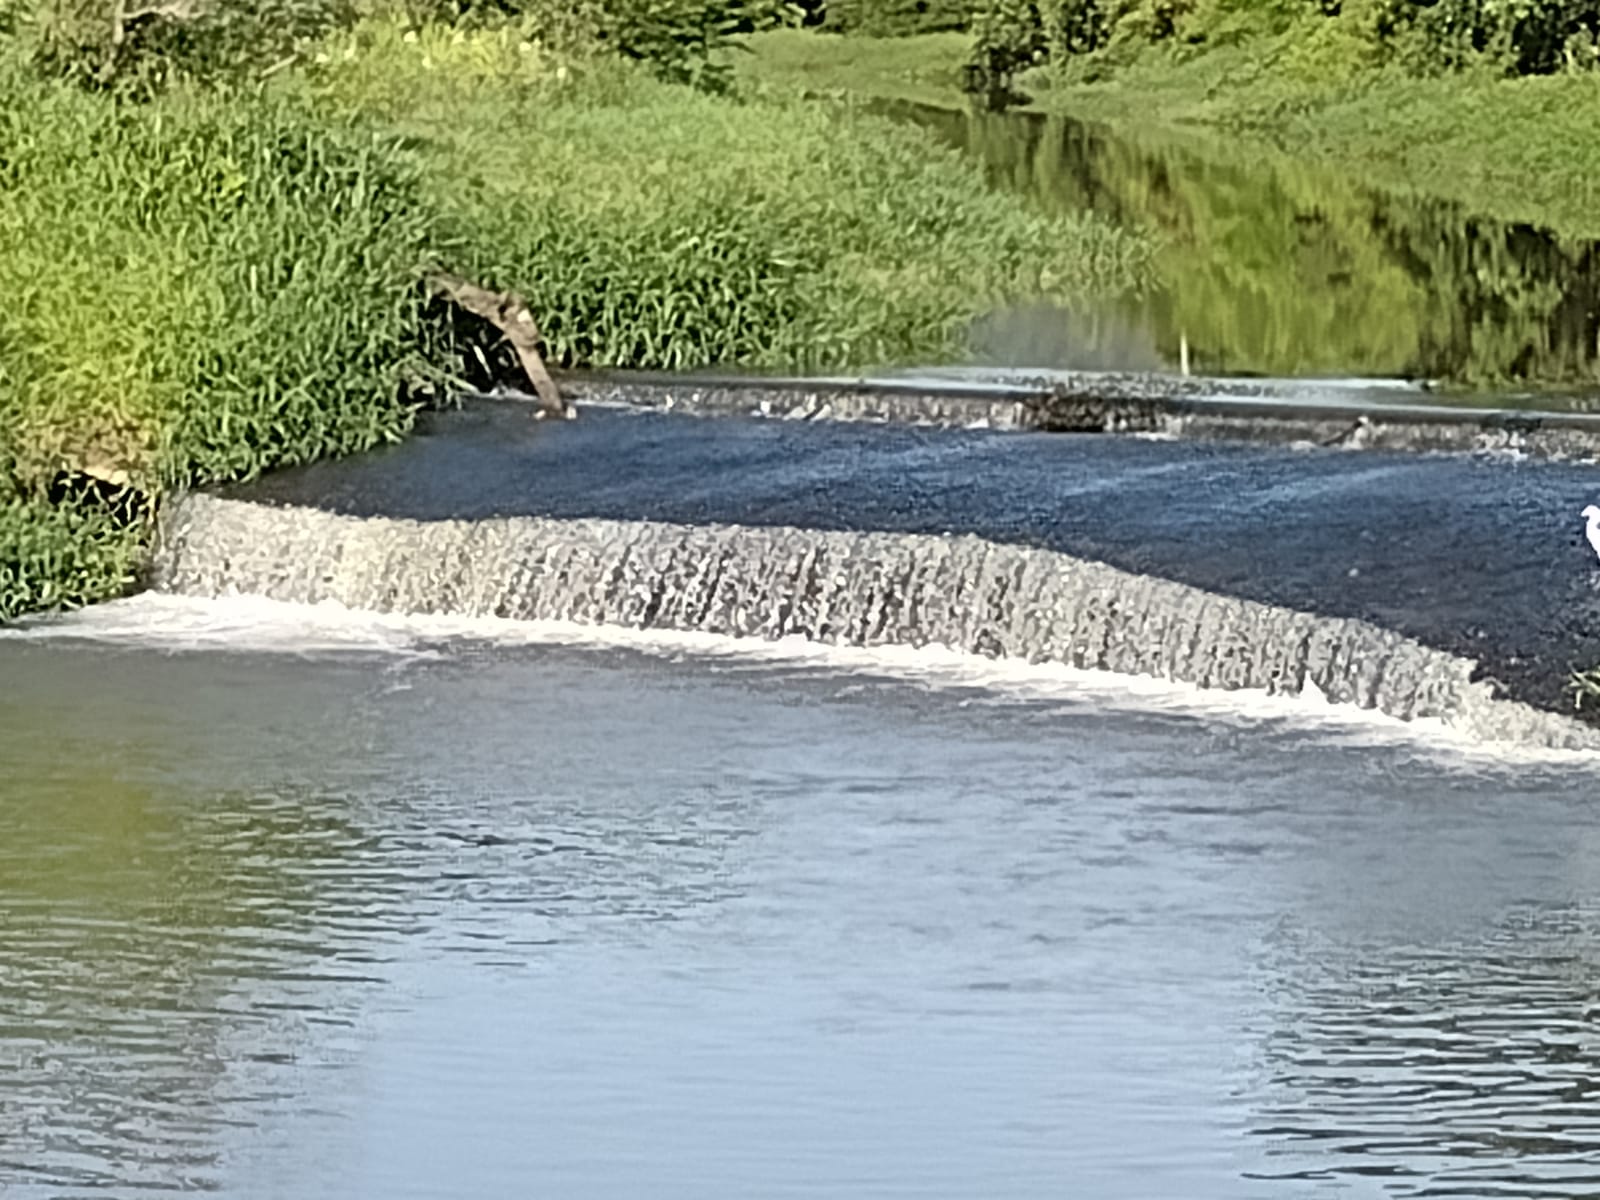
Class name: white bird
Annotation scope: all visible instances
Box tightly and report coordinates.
[1584,504,1600,563]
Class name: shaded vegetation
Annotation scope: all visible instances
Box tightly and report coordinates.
[821,0,974,35]
[26,0,798,92]
[31,0,353,93]
[0,486,143,621]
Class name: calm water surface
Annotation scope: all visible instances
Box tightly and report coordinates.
[894,103,1600,396]
[3,604,1599,1198]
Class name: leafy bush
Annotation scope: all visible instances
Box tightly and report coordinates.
[32,0,355,92]
[595,0,793,89]
[964,0,1043,90]
[1278,3,1378,81]
[968,0,1600,85]
[27,0,795,94]
[413,0,796,89]
[1375,0,1600,74]
[1046,0,1110,54]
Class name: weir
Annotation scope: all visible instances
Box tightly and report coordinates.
[154,493,1595,750]
[564,371,1600,462]
[147,384,1600,752]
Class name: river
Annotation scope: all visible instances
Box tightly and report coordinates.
[890,103,1600,395]
[3,598,1598,1198]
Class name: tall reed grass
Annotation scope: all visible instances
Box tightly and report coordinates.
[1,17,1148,620]
[0,53,442,617]
[0,67,440,493]
[314,16,1150,372]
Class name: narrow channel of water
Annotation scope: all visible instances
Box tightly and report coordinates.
[891,103,1600,394]
[3,598,1598,1199]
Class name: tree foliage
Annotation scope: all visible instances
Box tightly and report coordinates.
[32,0,351,90]
[593,0,797,90]
[26,0,799,92]
[966,0,1600,92]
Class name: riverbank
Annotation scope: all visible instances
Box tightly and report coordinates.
[0,16,1147,621]
[744,29,1600,239]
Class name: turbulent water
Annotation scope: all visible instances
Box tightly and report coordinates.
[151,492,1599,751]
[3,595,1599,1199]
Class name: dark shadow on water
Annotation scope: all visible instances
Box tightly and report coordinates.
[884,101,1600,395]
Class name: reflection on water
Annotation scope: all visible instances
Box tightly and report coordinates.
[3,615,1600,1198]
[896,104,1600,393]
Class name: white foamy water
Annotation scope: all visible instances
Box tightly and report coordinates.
[8,592,1591,767]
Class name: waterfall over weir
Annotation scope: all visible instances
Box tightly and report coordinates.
[154,494,1599,752]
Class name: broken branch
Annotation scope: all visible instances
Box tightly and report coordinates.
[428,271,572,419]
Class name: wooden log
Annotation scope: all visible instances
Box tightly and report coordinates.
[428,271,573,419]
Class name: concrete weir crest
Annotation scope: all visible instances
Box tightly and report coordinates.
[153,493,1600,752]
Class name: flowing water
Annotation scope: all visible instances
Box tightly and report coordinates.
[891,104,1600,395]
[3,596,1599,1199]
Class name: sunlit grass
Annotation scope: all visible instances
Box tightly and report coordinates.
[0,49,443,617]
[744,28,1600,239]
[741,27,972,106]
[0,67,440,494]
[0,17,1151,620]
[319,17,1150,373]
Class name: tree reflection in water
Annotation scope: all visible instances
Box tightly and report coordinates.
[895,103,1600,395]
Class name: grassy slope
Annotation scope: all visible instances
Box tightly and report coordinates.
[0,57,439,619]
[0,21,1149,621]
[312,19,1149,374]
[744,29,1600,239]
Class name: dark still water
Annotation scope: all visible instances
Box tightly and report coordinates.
[896,104,1600,393]
[3,598,1600,1199]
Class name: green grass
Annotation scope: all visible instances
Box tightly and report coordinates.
[0,18,1149,621]
[0,485,143,622]
[0,52,447,618]
[743,28,1600,239]
[311,16,1149,372]
[0,64,441,496]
